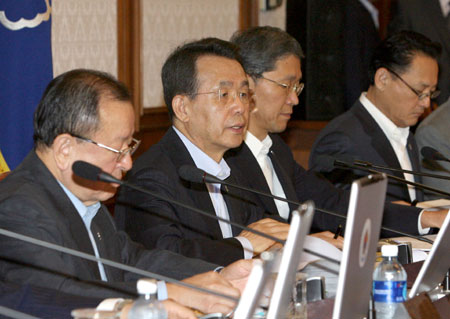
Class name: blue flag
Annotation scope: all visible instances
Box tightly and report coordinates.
[0,0,53,169]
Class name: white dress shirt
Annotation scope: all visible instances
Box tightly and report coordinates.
[174,126,254,259]
[359,93,430,234]
[245,131,291,220]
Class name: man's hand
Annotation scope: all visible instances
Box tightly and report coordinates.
[219,259,254,293]
[421,209,449,228]
[310,231,344,250]
[167,271,240,315]
[238,218,289,255]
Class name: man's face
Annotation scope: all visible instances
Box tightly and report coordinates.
[249,54,302,140]
[381,54,438,127]
[183,55,249,162]
[71,98,135,205]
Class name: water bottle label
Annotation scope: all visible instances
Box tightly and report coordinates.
[373,280,407,303]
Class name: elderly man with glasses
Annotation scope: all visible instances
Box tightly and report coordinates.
[115,38,289,267]
[310,30,448,233]
[0,68,258,318]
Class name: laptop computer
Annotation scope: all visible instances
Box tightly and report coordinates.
[332,173,388,319]
[409,211,450,298]
[265,200,315,319]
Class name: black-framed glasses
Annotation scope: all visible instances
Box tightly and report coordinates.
[72,134,141,162]
[191,88,250,106]
[260,76,305,96]
[386,68,440,100]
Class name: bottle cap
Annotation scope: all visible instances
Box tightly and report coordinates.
[381,245,398,257]
[136,279,158,294]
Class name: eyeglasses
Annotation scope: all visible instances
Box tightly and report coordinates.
[191,88,250,106]
[260,76,305,96]
[72,134,141,162]
[386,68,440,100]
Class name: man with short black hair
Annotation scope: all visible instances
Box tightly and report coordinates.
[310,31,448,233]
[115,38,289,266]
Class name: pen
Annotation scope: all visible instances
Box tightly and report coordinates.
[333,224,343,239]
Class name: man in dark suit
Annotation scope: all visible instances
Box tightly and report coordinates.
[389,0,450,105]
[226,26,349,239]
[0,69,252,317]
[115,38,289,266]
[310,31,449,234]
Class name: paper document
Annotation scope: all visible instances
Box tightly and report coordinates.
[298,235,342,270]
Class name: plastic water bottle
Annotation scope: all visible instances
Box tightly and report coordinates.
[128,279,168,319]
[372,245,407,319]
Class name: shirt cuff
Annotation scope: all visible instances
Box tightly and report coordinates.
[235,236,254,259]
[417,209,431,235]
[157,280,168,300]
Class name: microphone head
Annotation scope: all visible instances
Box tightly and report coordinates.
[72,161,122,184]
[178,165,221,184]
[421,146,447,161]
[178,165,206,183]
[72,161,102,181]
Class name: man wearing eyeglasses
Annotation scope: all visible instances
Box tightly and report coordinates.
[310,30,448,232]
[0,68,255,318]
[115,38,289,266]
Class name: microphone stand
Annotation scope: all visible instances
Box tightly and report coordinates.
[199,171,435,245]
[353,160,450,181]
[335,160,450,198]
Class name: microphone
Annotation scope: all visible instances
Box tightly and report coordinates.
[72,161,284,245]
[316,155,450,198]
[421,146,450,163]
[73,162,341,264]
[0,227,237,302]
[178,165,435,245]
[316,155,450,181]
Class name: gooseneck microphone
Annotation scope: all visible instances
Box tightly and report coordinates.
[72,161,284,245]
[178,165,436,245]
[315,155,450,198]
[421,146,450,163]
[73,161,341,265]
[0,227,238,302]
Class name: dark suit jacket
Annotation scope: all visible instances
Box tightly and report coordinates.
[389,0,450,105]
[0,152,215,299]
[225,134,350,233]
[115,128,265,266]
[0,282,101,319]
[309,101,426,235]
[310,100,424,203]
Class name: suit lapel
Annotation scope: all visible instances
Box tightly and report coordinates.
[30,152,101,280]
[164,129,224,239]
[353,103,414,201]
[231,144,279,214]
[269,145,299,212]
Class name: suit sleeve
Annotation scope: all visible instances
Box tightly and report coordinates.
[115,168,245,266]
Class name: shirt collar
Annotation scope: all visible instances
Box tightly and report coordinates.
[359,92,410,146]
[245,131,273,158]
[173,126,230,180]
[57,181,101,221]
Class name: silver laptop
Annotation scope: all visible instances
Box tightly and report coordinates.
[333,174,388,319]
[409,211,450,298]
[266,200,315,319]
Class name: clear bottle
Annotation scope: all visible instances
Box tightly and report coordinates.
[128,279,168,319]
[372,245,407,319]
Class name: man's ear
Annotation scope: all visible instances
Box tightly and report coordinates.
[374,68,390,91]
[52,134,76,170]
[172,95,191,122]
